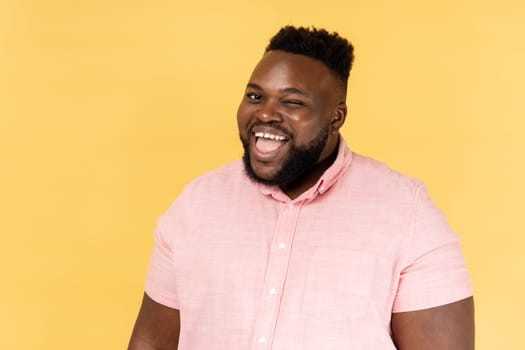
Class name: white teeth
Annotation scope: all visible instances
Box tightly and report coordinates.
[254,132,286,141]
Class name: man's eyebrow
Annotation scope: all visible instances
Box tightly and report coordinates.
[247,83,263,90]
[246,83,309,97]
[280,87,309,97]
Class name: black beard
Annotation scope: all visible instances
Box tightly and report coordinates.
[241,126,329,189]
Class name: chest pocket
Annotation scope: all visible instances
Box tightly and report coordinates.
[302,247,377,323]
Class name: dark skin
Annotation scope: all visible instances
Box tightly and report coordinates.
[128,51,475,349]
[392,297,475,350]
[128,293,180,350]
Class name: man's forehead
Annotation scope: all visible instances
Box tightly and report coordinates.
[248,50,338,92]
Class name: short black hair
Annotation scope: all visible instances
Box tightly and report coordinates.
[265,25,354,87]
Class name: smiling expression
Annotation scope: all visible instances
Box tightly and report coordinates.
[237,50,347,193]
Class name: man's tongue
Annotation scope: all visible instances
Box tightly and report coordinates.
[255,138,285,154]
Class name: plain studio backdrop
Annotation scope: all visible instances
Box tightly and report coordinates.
[1,0,524,348]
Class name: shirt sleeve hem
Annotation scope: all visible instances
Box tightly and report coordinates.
[392,286,473,313]
[145,283,180,310]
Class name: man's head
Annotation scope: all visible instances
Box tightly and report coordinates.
[237,26,354,194]
[265,26,354,94]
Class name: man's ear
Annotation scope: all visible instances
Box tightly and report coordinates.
[331,102,347,132]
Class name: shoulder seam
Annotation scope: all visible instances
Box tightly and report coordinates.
[405,182,425,265]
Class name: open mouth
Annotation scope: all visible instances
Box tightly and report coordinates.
[252,129,290,160]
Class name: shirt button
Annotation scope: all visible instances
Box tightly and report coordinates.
[287,203,294,209]
[269,288,277,295]
[278,242,286,249]
[258,336,267,344]
[320,185,325,192]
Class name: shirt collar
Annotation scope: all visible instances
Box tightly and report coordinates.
[256,137,353,203]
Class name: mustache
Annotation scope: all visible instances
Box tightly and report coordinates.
[248,121,293,139]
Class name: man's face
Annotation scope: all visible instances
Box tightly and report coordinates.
[237,50,345,188]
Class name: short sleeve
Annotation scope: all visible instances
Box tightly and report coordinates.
[144,195,185,309]
[392,184,473,313]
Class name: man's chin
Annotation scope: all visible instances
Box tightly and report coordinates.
[246,164,280,186]
[251,169,279,184]
[242,154,279,186]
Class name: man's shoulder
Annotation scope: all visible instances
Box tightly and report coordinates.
[345,152,423,198]
[183,159,251,195]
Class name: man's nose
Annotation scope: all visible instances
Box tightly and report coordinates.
[256,99,282,122]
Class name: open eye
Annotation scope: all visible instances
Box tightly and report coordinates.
[246,92,262,102]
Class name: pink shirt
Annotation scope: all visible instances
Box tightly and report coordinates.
[145,139,472,349]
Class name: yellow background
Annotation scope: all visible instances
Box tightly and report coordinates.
[1,0,524,348]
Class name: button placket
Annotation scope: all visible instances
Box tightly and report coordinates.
[252,202,301,349]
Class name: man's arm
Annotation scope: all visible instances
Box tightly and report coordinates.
[391,297,474,350]
[128,293,180,350]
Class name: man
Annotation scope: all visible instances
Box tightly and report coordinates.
[129,26,474,349]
